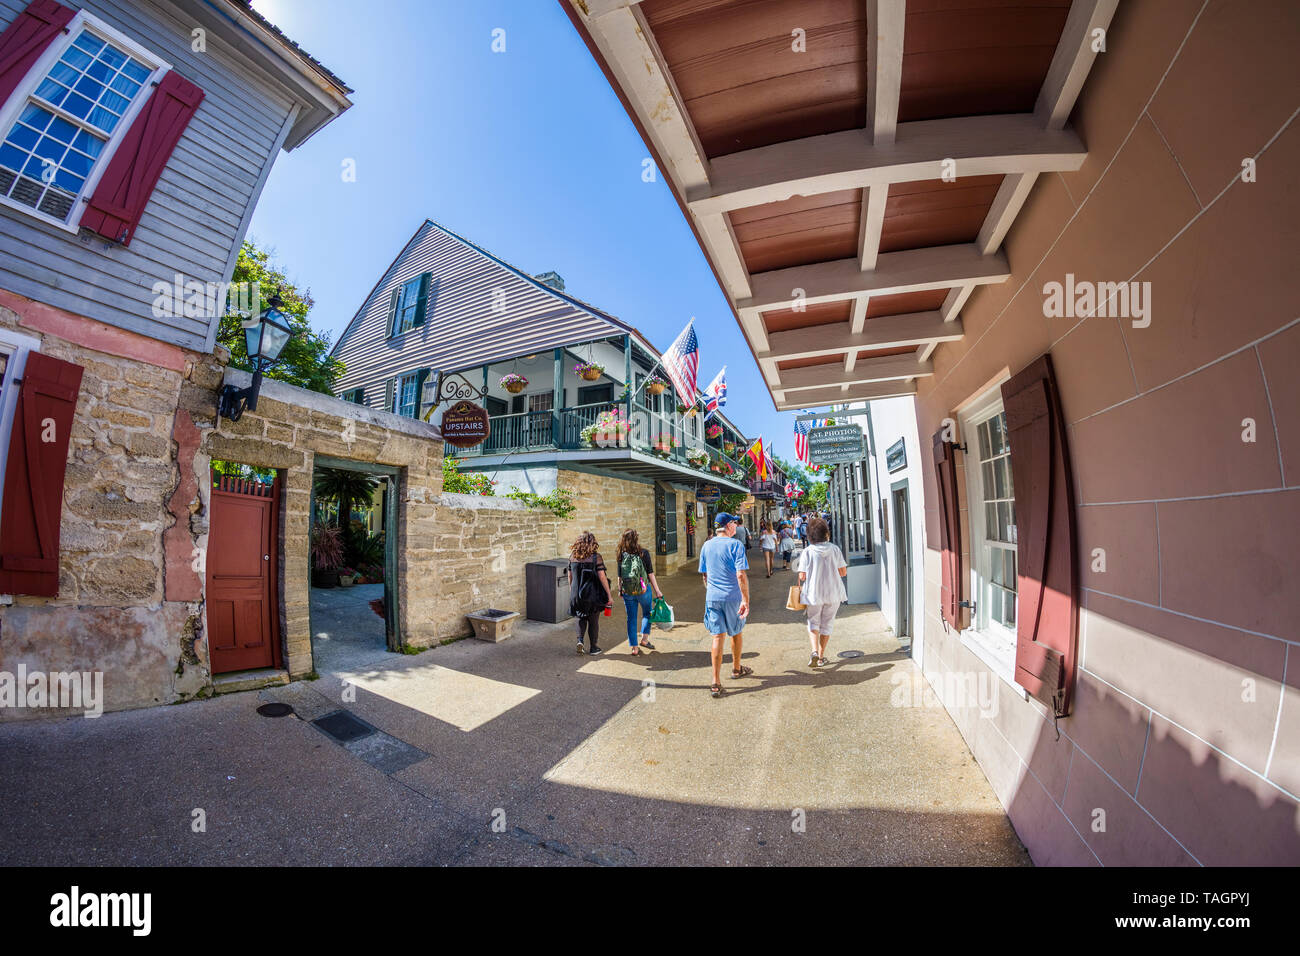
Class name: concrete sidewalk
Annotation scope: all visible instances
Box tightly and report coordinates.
[0,553,1030,866]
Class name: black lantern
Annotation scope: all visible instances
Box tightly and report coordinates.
[218,290,294,422]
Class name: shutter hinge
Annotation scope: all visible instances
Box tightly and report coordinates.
[959,599,976,615]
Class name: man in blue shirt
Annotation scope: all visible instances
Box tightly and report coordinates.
[698,512,751,697]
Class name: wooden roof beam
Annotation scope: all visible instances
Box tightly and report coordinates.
[738,244,1010,314]
[778,354,933,391]
[1036,0,1120,130]
[758,311,964,363]
[686,114,1086,216]
[866,0,906,145]
[775,380,917,409]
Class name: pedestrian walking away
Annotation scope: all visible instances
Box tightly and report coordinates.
[567,532,613,655]
[796,517,848,667]
[615,528,663,655]
[698,512,752,698]
[733,519,750,551]
[779,525,796,570]
[795,512,807,547]
[759,521,776,577]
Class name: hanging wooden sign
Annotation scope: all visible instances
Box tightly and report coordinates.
[441,400,490,448]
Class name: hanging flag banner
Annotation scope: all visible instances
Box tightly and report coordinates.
[702,366,727,420]
[662,319,700,405]
[808,424,865,465]
[746,437,767,480]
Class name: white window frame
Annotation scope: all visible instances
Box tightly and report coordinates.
[957,383,1024,692]
[0,327,42,540]
[0,10,170,233]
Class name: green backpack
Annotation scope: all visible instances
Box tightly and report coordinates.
[619,550,646,596]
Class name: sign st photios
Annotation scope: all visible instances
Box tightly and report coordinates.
[440,400,490,448]
[808,423,865,466]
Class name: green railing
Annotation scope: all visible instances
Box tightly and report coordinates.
[451,400,749,486]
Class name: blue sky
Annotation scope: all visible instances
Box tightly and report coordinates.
[246,0,808,465]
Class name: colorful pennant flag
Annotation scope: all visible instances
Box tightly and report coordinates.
[702,366,727,420]
[746,437,767,480]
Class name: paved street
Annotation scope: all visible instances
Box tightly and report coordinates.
[0,552,1029,866]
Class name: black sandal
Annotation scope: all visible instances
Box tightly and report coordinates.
[710,683,723,698]
[639,638,655,650]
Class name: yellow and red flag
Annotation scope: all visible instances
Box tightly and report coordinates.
[746,437,767,480]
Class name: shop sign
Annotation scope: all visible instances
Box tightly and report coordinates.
[808,424,865,465]
[441,400,490,448]
[696,483,722,504]
[886,438,907,473]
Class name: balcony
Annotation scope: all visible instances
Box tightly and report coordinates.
[748,478,785,499]
[450,399,751,492]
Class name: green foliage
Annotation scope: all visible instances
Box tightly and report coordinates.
[313,468,379,527]
[718,492,747,513]
[218,240,344,394]
[505,487,576,520]
[442,457,496,496]
[211,459,275,483]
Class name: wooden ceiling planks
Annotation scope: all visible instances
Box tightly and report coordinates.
[731,189,863,273]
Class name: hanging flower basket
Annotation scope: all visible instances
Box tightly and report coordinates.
[677,402,698,418]
[706,423,723,439]
[723,441,736,456]
[500,373,528,394]
[646,375,668,396]
[575,361,604,381]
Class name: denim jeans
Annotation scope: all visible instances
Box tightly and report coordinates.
[622,590,653,646]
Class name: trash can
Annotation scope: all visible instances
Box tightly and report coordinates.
[526,558,572,623]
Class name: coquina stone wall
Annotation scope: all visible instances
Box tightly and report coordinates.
[555,468,654,570]
[430,492,561,641]
[195,367,445,672]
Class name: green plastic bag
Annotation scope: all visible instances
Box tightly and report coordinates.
[650,597,674,629]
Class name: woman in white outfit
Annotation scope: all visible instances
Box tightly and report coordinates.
[796,517,848,667]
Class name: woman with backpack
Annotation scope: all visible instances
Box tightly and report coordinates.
[615,529,663,656]
[567,532,612,655]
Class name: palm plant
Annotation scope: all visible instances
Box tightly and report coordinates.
[313,468,379,529]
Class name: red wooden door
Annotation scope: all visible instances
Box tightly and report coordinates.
[206,474,279,674]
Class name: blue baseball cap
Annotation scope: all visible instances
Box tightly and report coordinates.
[714,512,739,527]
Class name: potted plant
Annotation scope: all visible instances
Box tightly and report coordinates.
[500,372,528,394]
[676,402,698,418]
[645,374,668,396]
[722,440,736,456]
[706,423,723,439]
[583,408,629,448]
[311,525,343,588]
[651,433,678,458]
[575,361,604,382]
[686,448,708,469]
[337,566,357,587]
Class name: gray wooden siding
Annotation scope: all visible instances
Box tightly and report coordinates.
[0,0,296,352]
[332,222,628,412]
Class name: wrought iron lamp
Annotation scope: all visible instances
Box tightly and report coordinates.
[218,290,294,423]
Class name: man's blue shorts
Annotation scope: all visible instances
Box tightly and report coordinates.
[704,601,745,636]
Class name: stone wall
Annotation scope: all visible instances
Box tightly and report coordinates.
[554,467,654,568]
[194,367,444,669]
[0,300,210,716]
[429,492,561,641]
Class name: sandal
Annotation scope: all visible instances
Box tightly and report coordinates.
[809,653,819,668]
[710,683,723,698]
[731,665,753,679]
[639,639,655,650]
[631,646,640,656]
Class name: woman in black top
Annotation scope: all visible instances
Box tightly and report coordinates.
[567,532,612,654]
[615,529,663,656]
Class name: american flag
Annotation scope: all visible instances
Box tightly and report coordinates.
[662,319,700,407]
[702,366,727,420]
[793,417,825,463]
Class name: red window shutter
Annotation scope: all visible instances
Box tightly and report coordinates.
[1002,354,1079,717]
[0,352,83,597]
[79,69,205,245]
[932,428,963,630]
[0,0,74,107]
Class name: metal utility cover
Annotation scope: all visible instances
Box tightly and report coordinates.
[312,710,376,743]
